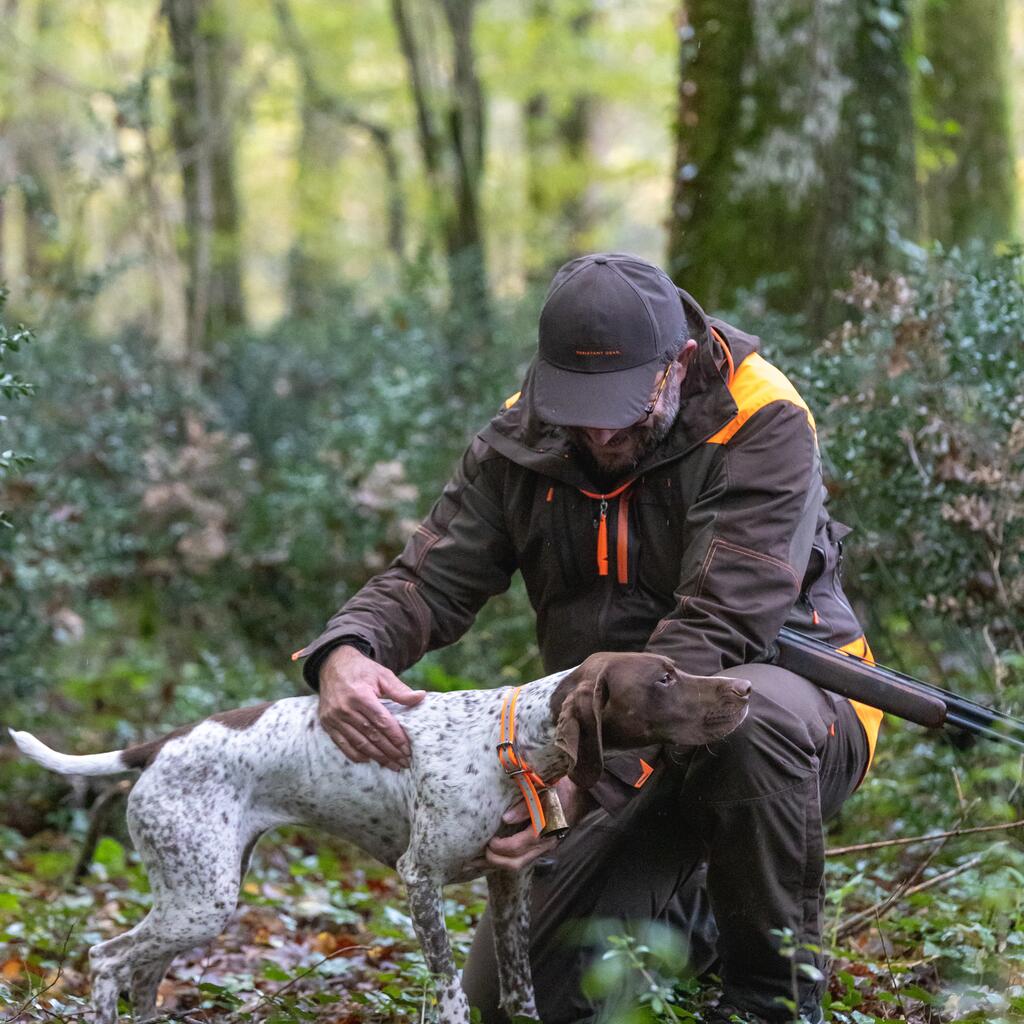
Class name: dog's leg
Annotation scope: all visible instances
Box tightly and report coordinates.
[129,953,173,1021]
[87,792,249,1023]
[398,854,471,1024]
[487,867,539,1021]
[88,931,137,1024]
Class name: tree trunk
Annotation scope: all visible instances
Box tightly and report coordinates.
[163,0,245,356]
[288,98,343,318]
[391,0,491,351]
[918,0,1015,246]
[523,0,594,284]
[813,0,917,326]
[668,0,916,330]
[21,0,57,291]
[272,0,406,318]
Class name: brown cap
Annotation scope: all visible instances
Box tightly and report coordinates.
[532,253,689,429]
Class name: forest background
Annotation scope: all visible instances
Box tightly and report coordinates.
[2,0,1024,1021]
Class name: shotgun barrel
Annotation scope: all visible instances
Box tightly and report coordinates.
[774,627,1024,752]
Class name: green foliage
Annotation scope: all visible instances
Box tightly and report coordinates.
[0,825,484,1023]
[0,286,34,529]
[789,246,1024,696]
[581,928,705,1022]
[0,293,541,733]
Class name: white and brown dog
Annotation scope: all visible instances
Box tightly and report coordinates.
[10,651,750,1023]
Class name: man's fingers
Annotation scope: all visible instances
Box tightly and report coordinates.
[379,673,426,707]
[502,799,530,825]
[484,838,557,872]
[319,715,370,763]
[340,686,414,762]
[331,719,402,770]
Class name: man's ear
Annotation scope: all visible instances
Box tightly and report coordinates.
[676,337,699,368]
[554,665,610,790]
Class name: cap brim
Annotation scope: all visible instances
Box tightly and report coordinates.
[531,356,664,429]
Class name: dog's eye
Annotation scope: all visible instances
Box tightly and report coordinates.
[655,672,673,687]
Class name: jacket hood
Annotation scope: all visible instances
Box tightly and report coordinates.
[480,295,761,489]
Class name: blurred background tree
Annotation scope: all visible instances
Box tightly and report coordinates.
[0,0,1021,716]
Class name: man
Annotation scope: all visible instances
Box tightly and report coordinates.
[293,253,882,1023]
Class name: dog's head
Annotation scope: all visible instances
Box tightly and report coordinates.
[550,652,751,788]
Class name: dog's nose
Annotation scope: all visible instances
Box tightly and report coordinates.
[730,680,752,700]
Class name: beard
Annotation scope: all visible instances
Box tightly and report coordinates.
[568,364,683,489]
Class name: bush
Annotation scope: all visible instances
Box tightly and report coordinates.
[0,294,541,738]
[794,246,1024,698]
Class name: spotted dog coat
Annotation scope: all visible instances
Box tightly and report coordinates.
[9,652,750,1024]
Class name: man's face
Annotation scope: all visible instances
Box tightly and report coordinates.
[568,359,684,486]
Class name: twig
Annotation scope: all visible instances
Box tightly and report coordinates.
[244,945,374,1011]
[874,910,906,1019]
[836,855,983,941]
[0,915,81,1023]
[827,817,1024,856]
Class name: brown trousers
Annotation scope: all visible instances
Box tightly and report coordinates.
[462,664,870,1023]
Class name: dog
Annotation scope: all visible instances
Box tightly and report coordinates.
[9,651,750,1023]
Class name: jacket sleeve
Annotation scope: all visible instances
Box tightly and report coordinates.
[646,399,823,675]
[294,436,518,686]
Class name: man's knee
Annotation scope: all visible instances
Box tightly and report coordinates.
[680,664,834,805]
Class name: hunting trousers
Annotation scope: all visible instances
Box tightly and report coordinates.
[463,663,870,1023]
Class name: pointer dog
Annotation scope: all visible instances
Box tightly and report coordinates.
[10,652,750,1023]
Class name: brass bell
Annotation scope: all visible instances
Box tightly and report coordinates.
[538,786,570,840]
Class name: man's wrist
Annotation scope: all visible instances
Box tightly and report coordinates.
[304,637,375,691]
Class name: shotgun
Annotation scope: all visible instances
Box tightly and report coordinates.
[773,627,1024,752]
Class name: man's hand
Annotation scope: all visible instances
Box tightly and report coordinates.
[318,644,426,771]
[479,777,594,872]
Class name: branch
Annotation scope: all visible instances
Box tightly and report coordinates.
[70,779,132,883]
[836,854,984,941]
[827,817,1024,856]
[271,0,406,257]
[390,0,442,177]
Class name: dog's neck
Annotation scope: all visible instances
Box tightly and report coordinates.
[496,669,575,783]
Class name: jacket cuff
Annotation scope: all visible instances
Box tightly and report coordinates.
[294,634,376,691]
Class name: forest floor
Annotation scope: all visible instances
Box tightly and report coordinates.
[3,801,1024,1024]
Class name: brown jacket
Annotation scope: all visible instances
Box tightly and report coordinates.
[295,311,883,773]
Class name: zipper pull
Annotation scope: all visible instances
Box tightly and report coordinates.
[595,499,609,576]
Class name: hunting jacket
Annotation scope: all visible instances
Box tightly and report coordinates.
[295,305,883,796]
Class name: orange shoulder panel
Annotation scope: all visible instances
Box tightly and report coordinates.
[503,390,522,410]
[838,636,883,772]
[706,353,816,445]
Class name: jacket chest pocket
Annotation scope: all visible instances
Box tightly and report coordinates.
[515,484,593,597]
[633,479,689,597]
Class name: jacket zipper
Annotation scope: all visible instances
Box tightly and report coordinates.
[579,479,635,579]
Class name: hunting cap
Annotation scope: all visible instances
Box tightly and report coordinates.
[532,252,690,429]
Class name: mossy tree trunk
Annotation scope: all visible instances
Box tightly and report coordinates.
[917,0,1015,246]
[391,0,492,355]
[668,0,916,331]
[163,0,246,356]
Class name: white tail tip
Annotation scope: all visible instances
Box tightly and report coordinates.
[7,727,126,776]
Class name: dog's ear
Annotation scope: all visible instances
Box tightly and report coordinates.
[554,661,610,790]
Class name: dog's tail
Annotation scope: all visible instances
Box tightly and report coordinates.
[7,728,128,776]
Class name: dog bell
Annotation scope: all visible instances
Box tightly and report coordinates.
[538,787,570,840]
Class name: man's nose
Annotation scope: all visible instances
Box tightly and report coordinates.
[584,428,620,446]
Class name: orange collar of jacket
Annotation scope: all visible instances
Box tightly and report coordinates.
[497,687,550,836]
